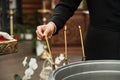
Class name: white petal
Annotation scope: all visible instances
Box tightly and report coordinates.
[59,54,65,61]
[30,63,38,70]
[25,68,34,76]
[29,58,38,70]
[55,57,61,65]
[22,75,31,80]
[22,57,28,67]
[29,58,37,66]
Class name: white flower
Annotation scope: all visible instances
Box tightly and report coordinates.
[30,63,38,70]
[22,57,39,80]
[22,57,28,67]
[25,68,34,76]
[22,75,31,80]
[59,54,65,61]
[29,58,38,70]
[55,57,61,65]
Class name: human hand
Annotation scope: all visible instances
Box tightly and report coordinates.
[36,22,56,40]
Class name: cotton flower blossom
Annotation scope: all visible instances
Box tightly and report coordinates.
[22,75,31,80]
[22,68,34,80]
[55,53,65,66]
[29,58,38,70]
[22,57,38,80]
[25,68,34,76]
[59,54,65,61]
[55,57,61,65]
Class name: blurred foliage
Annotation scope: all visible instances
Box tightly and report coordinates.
[13,23,35,34]
[14,74,22,80]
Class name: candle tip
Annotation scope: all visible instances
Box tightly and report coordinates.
[78,25,81,29]
[65,25,67,30]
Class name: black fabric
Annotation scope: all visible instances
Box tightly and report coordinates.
[49,0,120,33]
[49,0,82,34]
[85,26,120,60]
[49,0,120,60]
[87,0,120,32]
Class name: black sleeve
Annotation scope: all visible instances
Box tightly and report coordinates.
[49,0,82,34]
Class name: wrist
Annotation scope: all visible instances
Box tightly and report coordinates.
[47,21,57,34]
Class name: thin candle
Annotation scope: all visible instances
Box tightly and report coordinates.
[10,11,14,37]
[9,0,16,37]
[64,25,68,64]
[78,26,86,61]
[45,36,55,69]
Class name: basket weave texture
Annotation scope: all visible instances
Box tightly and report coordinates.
[0,39,18,55]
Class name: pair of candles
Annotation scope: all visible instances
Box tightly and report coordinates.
[64,26,86,62]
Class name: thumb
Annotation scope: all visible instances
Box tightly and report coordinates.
[43,27,53,39]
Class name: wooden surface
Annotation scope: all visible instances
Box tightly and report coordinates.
[22,0,42,24]
[22,0,51,25]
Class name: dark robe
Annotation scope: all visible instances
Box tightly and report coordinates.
[49,0,120,60]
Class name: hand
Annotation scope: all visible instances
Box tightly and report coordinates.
[36,22,56,40]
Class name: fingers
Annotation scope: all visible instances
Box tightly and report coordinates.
[44,27,53,38]
[36,25,54,40]
[37,36,42,40]
[36,25,46,40]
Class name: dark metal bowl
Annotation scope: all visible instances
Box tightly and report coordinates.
[49,60,120,80]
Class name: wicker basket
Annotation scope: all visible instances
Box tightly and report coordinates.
[0,39,18,55]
